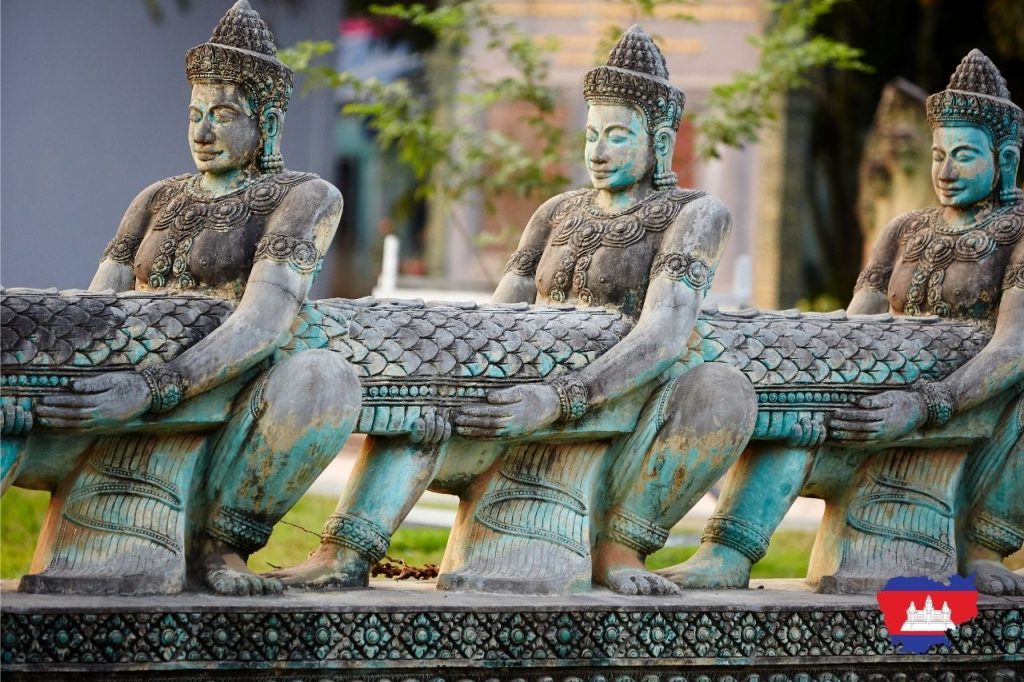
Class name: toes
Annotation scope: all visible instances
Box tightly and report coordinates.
[245,575,265,596]
[262,577,284,595]
[997,573,1017,595]
[976,575,1003,595]
[616,576,638,595]
[1009,574,1024,597]
[647,575,682,596]
[632,575,652,596]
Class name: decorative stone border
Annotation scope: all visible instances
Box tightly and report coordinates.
[2,581,1021,679]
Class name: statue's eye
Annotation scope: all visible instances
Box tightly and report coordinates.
[952,149,977,163]
[189,111,202,123]
[213,109,236,124]
[585,131,598,142]
[609,134,628,144]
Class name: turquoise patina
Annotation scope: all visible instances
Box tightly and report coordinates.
[2,11,1019,600]
[664,49,1024,595]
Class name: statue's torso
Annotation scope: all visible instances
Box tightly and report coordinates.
[886,204,1024,325]
[130,171,316,299]
[533,188,706,319]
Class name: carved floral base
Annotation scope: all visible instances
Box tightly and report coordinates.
[2,579,1021,680]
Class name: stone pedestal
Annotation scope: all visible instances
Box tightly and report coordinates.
[2,579,1021,680]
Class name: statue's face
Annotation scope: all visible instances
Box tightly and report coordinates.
[189,83,261,174]
[931,125,996,208]
[585,104,653,192]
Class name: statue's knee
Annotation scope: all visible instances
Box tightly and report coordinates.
[663,363,756,433]
[261,350,360,423]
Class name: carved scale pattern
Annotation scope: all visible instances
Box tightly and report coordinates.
[1,604,1021,670]
[1,291,992,440]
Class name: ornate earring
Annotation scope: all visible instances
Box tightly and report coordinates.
[260,153,284,172]
[1001,186,1024,204]
[652,134,677,190]
[259,114,284,173]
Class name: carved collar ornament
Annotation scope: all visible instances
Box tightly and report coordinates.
[519,187,709,305]
[185,0,293,115]
[925,49,1023,151]
[583,25,684,133]
[141,170,318,289]
[859,203,1024,321]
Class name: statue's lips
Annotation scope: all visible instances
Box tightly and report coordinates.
[193,150,221,160]
[589,169,615,178]
[936,186,968,200]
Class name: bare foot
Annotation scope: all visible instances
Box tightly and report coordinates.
[968,559,1024,596]
[264,543,370,590]
[200,539,283,596]
[592,539,681,596]
[657,543,752,589]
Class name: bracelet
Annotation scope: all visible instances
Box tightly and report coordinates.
[551,374,589,422]
[918,382,955,427]
[138,365,187,414]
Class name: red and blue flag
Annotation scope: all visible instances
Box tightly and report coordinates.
[876,575,978,653]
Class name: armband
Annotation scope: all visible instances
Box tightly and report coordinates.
[138,365,186,414]
[551,374,589,422]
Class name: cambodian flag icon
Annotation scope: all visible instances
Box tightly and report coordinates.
[876,575,979,653]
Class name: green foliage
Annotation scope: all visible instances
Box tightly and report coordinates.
[251,493,451,572]
[0,487,48,578]
[796,292,845,312]
[693,0,869,159]
[594,0,697,62]
[280,1,569,211]
[647,529,816,578]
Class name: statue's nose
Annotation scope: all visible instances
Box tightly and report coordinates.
[192,118,214,143]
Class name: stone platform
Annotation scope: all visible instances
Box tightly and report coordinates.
[1,579,1021,681]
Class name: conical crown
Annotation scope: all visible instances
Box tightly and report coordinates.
[186,0,293,113]
[947,49,1011,100]
[583,25,684,133]
[926,49,1022,149]
[606,25,670,81]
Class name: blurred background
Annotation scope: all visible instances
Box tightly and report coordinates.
[2,0,1023,578]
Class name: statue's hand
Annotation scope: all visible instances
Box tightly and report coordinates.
[409,406,452,445]
[1,399,33,436]
[36,372,151,430]
[453,383,560,439]
[828,390,927,443]
[786,415,827,447]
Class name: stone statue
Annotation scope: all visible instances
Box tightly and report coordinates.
[1,0,361,596]
[267,25,758,595]
[663,49,1024,594]
[1,12,1013,599]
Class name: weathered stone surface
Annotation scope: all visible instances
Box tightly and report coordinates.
[1,580,1021,679]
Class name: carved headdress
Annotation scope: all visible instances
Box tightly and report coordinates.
[583,25,684,133]
[925,49,1023,150]
[185,0,293,115]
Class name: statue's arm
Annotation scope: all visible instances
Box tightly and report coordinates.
[576,194,731,410]
[831,240,1024,442]
[36,180,342,429]
[490,194,562,304]
[847,213,906,314]
[88,181,164,292]
[164,179,342,399]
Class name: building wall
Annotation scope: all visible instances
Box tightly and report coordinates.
[1,0,340,296]
[447,0,767,304]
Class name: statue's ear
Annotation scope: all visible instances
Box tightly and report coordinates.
[262,107,284,144]
[997,144,1022,204]
[654,127,676,160]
